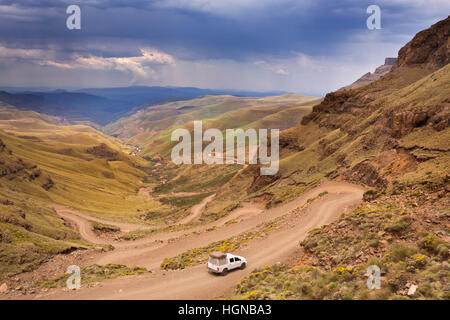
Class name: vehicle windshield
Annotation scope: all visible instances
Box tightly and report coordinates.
[208,257,226,265]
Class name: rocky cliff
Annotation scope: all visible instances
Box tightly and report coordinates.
[286,16,450,190]
[341,57,397,90]
[233,16,450,301]
[392,16,449,71]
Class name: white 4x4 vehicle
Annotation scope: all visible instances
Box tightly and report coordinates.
[207,252,246,275]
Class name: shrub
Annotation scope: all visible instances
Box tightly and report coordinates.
[418,234,446,253]
[411,254,428,268]
[90,221,120,234]
[34,264,148,288]
[389,243,416,262]
[363,190,379,201]
[384,216,411,233]
[437,244,449,259]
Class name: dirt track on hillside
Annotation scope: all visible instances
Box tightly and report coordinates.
[178,194,216,224]
[25,180,365,299]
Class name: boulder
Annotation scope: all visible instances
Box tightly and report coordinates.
[0,283,8,293]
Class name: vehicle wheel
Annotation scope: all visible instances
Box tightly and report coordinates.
[222,268,228,276]
[240,262,246,269]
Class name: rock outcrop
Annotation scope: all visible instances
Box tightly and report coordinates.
[0,138,26,177]
[0,138,55,190]
[392,15,450,71]
[294,16,450,190]
[86,143,119,160]
[341,57,397,90]
[303,16,449,127]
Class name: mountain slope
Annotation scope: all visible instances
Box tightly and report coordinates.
[0,86,289,127]
[105,94,320,157]
[0,102,67,125]
[0,15,448,301]
[229,16,449,300]
[127,17,449,222]
[0,136,87,277]
[0,91,124,126]
[0,109,171,278]
[103,16,449,232]
[77,86,287,108]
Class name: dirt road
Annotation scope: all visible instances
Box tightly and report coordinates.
[178,193,216,224]
[30,180,365,300]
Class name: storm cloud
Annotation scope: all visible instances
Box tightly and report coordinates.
[0,0,449,94]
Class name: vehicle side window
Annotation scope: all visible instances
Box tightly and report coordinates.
[235,257,240,261]
[230,258,234,263]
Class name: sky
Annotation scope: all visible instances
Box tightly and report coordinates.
[0,0,449,96]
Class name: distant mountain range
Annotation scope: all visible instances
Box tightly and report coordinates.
[340,57,397,90]
[0,86,288,126]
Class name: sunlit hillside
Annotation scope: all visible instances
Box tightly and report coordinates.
[0,107,170,277]
[104,94,321,156]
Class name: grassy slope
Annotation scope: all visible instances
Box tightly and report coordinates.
[234,187,449,300]
[139,66,448,221]
[0,116,168,221]
[292,64,447,181]
[0,102,66,125]
[106,95,320,222]
[104,94,320,155]
[144,102,318,160]
[230,18,450,299]
[229,71,450,298]
[0,109,171,278]
[0,135,88,278]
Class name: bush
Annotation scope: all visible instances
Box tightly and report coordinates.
[0,227,11,243]
[389,243,416,262]
[411,254,428,268]
[363,190,379,201]
[35,264,148,288]
[437,244,449,259]
[90,221,120,234]
[384,216,411,233]
[418,234,446,253]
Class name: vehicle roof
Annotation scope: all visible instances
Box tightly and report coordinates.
[226,253,243,258]
[209,251,227,259]
[209,252,244,259]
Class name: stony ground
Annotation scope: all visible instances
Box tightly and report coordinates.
[233,184,449,300]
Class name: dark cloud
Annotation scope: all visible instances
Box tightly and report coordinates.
[3,0,446,59]
[0,0,449,92]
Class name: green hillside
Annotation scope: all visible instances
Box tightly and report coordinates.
[230,16,450,300]
[0,108,171,278]
[104,94,320,156]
